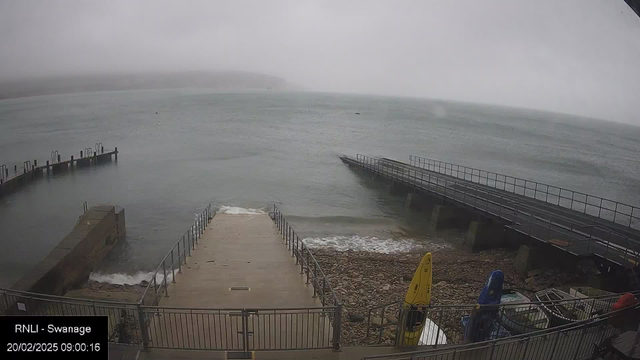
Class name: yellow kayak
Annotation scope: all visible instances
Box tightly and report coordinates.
[402,252,432,345]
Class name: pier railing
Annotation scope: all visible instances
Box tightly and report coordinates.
[0,145,119,197]
[138,204,214,306]
[1,203,345,352]
[140,305,337,350]
[365,291,636,347]
[353,154,640,267]
[2,279,636,354]
[271,204,342,350]
[363,302,640,360]
[409,155,640,231]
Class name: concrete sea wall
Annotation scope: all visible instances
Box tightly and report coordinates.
[10,205,126,296]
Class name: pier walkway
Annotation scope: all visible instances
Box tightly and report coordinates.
[139,208,338,353]
[341,154,640,270]
[161,214,317,308]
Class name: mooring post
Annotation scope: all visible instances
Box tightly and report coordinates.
[115,147,118,161]
[57,154,61,163]
[14,164,17,172]
[80,150,83,158]
[71,155,74,164]
[101,146,104,154]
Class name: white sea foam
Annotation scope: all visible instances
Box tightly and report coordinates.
[218,206,266,215]
[89,271,174,285]
[302,236,448,253]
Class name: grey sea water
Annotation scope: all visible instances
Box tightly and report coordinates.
[1,89,639,287]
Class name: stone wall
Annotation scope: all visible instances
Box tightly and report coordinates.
[10,205,126,296]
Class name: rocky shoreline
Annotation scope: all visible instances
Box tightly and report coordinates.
[64,280,148,304]
[313,247,594,346]
[63,245,598,346]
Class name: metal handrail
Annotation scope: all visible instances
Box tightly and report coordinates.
[365,290,639,346]
[409,155,640,230]
[138,203,214,305]
[271,204,340,307]
[352,154,640,267]
[396,157,640,265]
[271,204,342,350]
[363,302,640,360]
[368,290,639,312]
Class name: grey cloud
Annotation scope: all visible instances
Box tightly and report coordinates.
[0,0,639,124]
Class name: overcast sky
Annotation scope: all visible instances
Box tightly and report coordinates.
[1,0,639,124]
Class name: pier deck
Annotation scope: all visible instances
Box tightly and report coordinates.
[342,155,640,269]
[161,214,318,308]
[145,213,332,351]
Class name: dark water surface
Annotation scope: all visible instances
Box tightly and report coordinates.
[1,89,639,286]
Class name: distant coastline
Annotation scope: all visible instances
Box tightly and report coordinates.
[0,71,303,100]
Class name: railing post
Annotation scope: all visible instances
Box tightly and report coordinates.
[291,231,295,257]
[572,325,588,360]
[322,277,327,306]
[162,261,169,297]
[488,340,497,360]
[137,304,150,351]
[520,337,530,360]
[153,277,159,306]
[177,241,182,273]
[183,235,188,263]
[306,251,310,283]
[547,331,561,360]
[312,262,318,298]
[333,304,342,351]
[188,231,192,256]
[171,250,176,283]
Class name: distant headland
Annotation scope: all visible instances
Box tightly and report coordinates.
[0,71,303,100]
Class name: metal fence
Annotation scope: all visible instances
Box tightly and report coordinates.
[0,287,145,345]
[271,204,342,350]
[139,204,214,306]
[366,291,635,348]
[352,155,640,268]
[272,204,340,309]
[363,303,640,360]
[142,306,337,351]
[0,202,343,353]
[409,155,640,231]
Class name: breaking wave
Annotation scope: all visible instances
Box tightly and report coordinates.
[89,271,173,285]
[218,206,266,215]
[302,235,448,253]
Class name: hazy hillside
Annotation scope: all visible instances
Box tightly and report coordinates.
[0,71,300,100]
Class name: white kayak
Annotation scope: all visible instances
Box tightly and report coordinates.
[418,318,447,345]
